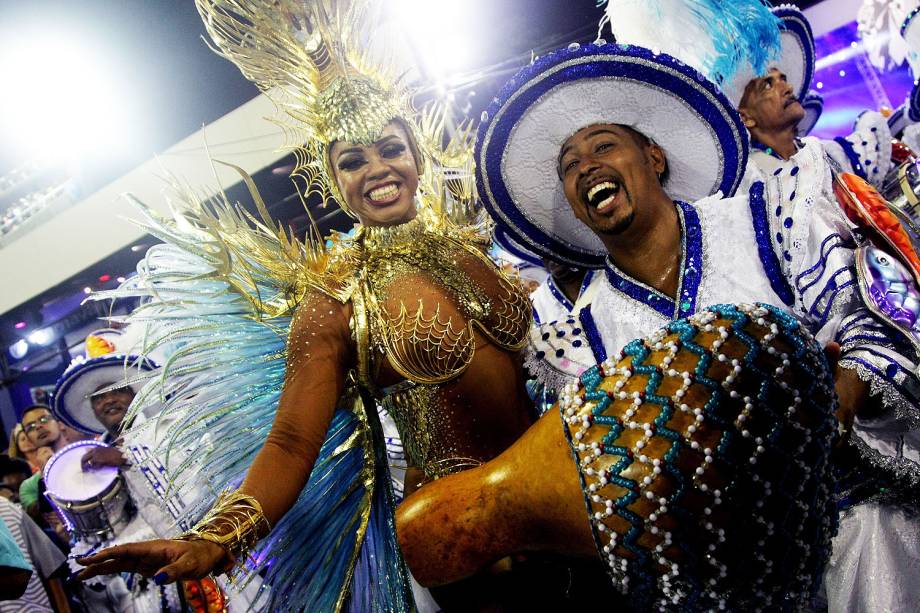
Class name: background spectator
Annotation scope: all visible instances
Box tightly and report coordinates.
[0,456,32,505]
[6,425,51,474]
[0,518,31,600]
[18,409,72,548]
[0,497,70,612]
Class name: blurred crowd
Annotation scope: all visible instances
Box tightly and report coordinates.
[1,407,93,612]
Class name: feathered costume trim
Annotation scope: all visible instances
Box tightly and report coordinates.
[195,0,478,224]
[598,0,782,104]
[91,180,415,611]
[86,1,492,608]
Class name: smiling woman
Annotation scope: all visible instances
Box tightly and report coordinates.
[71,1,543,610]
[329,121,421,227]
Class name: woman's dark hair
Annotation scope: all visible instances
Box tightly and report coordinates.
[0,454,32,479]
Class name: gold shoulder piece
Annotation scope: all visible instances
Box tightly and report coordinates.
[132,167,356,321]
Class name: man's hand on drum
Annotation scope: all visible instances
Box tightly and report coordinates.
[75,539,228,585]
[81,446,127,471]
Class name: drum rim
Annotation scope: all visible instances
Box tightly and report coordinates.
[46,475,125,510]
[43,440,118,501]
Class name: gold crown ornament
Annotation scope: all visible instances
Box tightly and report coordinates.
[196,0,475,220]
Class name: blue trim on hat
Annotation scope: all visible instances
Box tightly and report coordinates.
[799,90,823,135]
[902,6,920,37]
[476,43,748,268]
[909,81,920,123]
[493,227,545,268]
[773,6,815,101]
[52,354,157,434]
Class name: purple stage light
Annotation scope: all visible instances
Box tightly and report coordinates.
[812,21,915,139]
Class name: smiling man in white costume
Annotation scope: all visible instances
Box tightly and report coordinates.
[477,2,920,611]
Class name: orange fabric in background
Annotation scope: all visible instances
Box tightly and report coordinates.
[833,172,920,278]
[181,577,226,613]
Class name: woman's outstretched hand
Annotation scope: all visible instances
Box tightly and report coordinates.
[75,539,228,585]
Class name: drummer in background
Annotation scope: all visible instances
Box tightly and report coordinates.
[79,383,135,469]
[50,330,184,612]
[56,329,263,611]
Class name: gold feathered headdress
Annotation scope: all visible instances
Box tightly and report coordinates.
[196,0,475,219]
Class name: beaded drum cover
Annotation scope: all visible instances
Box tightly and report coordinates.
[559,303,839,611]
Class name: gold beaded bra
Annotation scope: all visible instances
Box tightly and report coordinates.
[313,208,532,479]
[352,212,530,389]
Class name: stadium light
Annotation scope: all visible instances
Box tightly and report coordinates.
[0,27,131,163]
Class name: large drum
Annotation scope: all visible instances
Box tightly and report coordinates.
[43,440,134,543]
[397,303,839,611]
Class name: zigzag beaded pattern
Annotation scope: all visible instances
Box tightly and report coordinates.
[559,303,839,611]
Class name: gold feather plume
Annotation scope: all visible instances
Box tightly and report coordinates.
[196,0,478,222]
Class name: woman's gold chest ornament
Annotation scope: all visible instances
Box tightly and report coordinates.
[357,215,531,386]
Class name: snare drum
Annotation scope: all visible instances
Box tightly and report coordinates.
[43,440,134,543]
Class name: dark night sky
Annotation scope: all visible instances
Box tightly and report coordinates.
[0,0,825,184]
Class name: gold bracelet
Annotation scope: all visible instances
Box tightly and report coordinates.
[177,490,271,571]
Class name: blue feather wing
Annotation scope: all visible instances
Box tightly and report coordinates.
[93,199,415,611]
